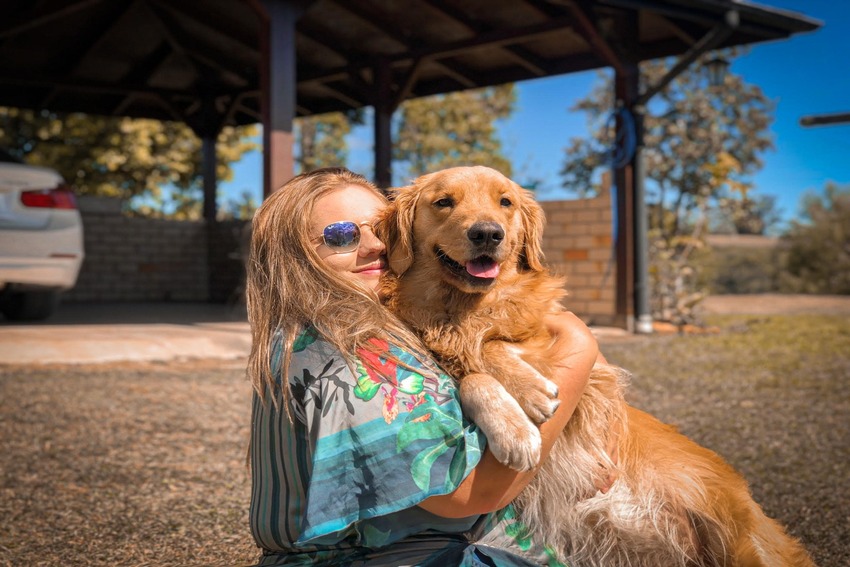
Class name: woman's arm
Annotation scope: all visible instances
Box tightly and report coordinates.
[417,311,599,518]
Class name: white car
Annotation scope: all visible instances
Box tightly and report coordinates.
[0,151,84,320]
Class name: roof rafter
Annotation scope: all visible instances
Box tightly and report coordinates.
[327,0,485,91]
[144,0,251,88]
[299,16,577,86]
[422,0,548,77]
[0,0,105,39]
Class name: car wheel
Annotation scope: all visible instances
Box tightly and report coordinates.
[0,291,60,321]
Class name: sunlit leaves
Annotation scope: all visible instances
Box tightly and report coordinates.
[0,107,258,213]
[394,84,516,179]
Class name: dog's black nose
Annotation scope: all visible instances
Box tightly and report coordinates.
[467,222,505,246]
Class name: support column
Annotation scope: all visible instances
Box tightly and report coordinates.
[202,136,218,221]
[373,60,393,190]
[613,64,639,332]
[261,0,301,197]
[632,107,652,333]
[192,94,222,223]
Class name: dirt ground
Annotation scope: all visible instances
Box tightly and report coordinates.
[1,295,848,566]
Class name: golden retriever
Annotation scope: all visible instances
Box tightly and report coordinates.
[378,166,815,567]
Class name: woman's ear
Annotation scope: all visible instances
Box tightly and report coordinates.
[376,186,417,276]
[518,187,546,272]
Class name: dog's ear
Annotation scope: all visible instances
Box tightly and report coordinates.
[518,187,546,272]
[376,185,418,276]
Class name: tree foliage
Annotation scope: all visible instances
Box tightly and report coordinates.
[1,83,515,217]
[296,110,364,173]
[560,54,776,323]
[0,107,258,213]
[780,183,850,294]
[561,57,774,239]
[394,84,516,181]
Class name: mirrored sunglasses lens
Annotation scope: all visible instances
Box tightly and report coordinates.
[323,221,360,251]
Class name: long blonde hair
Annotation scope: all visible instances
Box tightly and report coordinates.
[246,167,429,406]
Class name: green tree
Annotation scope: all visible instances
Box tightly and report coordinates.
[560,54,775,323]
[710,193,782,235]
[0,107,258,212]
[561,58,774,238]
[295,110,364,173]
[780,183,850,294]
[223,190,260,221]
[394,84,516,180]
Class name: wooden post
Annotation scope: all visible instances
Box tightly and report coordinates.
[374,60,393,190]
[613,67,640,331]
[260,0,302,197]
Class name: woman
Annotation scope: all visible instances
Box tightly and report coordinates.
[246,167,599,566]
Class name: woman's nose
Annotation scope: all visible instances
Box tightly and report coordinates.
[359,226,386,256]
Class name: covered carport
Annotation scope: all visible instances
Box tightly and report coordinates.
[0,0,819,330]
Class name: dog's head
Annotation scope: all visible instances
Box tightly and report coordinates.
[379,166,545,294]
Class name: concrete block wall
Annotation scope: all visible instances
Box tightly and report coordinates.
[540,190,617,326]
[65,210,212,303]
[64,197,617,325]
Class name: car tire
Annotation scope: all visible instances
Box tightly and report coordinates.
[0,291,60,321]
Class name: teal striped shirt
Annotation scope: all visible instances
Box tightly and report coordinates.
[248,329,563,566]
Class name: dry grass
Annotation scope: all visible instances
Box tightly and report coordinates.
[602,314,850,567]
[1,313,847,566]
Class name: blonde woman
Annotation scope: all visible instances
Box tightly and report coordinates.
[246,167,598,566]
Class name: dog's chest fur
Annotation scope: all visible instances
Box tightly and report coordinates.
[382,268,566,377]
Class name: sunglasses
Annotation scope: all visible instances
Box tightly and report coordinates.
[313,221,374,254]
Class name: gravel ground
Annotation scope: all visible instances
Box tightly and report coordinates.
[0,360,258,567]
[1,310,848,566]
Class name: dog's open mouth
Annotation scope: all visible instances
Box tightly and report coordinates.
[436,247,500,285]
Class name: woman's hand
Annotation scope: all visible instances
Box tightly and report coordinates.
[418,311,598,518]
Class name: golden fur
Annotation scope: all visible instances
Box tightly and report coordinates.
[378,166,815,567]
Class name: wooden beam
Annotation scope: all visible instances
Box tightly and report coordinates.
[145,1,252,87]
[636,10,739,106]
[422,0,547,76]
[800,112,850,127]
[0,0,105,39]
[561,0,627,76]
[298,17,576,85]
[149,0,260,56]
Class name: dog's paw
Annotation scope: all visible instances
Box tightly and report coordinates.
[514,375,560,424]
[487,419,542,472]
[458,373,543,471]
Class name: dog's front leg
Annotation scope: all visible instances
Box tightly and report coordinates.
[459,373,542,471]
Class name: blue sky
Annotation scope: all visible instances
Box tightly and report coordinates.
[221,0,848,226]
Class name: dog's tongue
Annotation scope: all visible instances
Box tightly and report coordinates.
[466,258,500,279]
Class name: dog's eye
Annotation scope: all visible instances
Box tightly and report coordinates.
[500,197,512,207]
[434,197,454,208]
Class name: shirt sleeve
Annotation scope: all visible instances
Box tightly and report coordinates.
[250,329,487,551]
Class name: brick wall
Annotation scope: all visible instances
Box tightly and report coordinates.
[540,190,617,326]
[65,196,616,324]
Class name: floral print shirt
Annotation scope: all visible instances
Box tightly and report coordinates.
[248,328,569,566]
